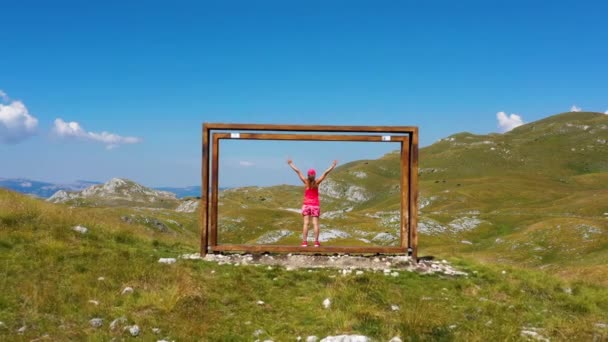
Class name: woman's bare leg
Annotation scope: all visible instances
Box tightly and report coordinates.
[302,215,310,241]
[312,216,320,242]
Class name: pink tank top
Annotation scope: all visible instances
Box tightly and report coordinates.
[303,187,319,206]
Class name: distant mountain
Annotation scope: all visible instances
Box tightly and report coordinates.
[0,178,100,198]
[47,178,180,209]
[0,178,203,199]
[155,186,201,198]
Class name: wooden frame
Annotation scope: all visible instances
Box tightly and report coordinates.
[201,123,419,259]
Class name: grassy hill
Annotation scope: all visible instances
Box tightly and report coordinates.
[216,112,608,285]
[1,188,607,340]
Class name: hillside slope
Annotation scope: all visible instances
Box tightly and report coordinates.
[217,112,608,284]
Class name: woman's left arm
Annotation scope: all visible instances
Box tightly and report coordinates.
[317,160,338,184]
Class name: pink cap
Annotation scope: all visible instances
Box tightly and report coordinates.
[307,169,316,176]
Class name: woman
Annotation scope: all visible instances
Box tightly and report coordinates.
[287,159,338,247]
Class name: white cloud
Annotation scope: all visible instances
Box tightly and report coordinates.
[53,118,142,149]
[604,110,608,115]
[239,161,255,167]
[496,111,524,133]
[570,105,582,112]
[0,91,39,144]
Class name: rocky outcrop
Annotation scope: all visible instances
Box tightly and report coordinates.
[320,179,369,203]
[176,199,199,213]
[47,190,79,202]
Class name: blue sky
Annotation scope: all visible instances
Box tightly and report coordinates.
[1,0,607,187]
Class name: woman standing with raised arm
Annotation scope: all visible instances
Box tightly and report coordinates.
[287,159,338,247]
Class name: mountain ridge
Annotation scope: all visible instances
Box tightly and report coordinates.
[46,178,180,209]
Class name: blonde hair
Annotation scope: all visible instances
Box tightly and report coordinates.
[306,175,318,189]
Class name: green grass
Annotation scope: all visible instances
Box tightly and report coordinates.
[2,189,608,340]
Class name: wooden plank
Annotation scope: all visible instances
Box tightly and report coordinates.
[206,123,417,134]
[410,127,419,260]
[213,132,408,142]
[210,134,220,247]
[400,138,410,249]
[200,124,210,256]
[212,244,408,254]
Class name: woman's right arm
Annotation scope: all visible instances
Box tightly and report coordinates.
[287,159,306,183]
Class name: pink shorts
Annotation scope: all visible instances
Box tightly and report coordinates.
[301,205,320,217]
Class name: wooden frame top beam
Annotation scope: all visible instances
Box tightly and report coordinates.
[213,132,408,142]
[205,122,418,133]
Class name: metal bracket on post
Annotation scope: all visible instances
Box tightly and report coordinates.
[382,135,392,141]
[230,132,240,139]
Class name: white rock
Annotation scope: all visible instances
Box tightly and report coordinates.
[158,258,177,264]
[17,325,26,334]
[391,304,400,311]
[0,321,5,329]
[449,217,482,232]
[253,329,264,337]
[306,336,319,342]
[88,300,99,305]
[98,276,105,281]
[501,270,507,275]
[563,287,572,295]
[389,337,403,342]
[89,318,103,328]
[323,298,331,309]
[320,335,369,342]
[257,300,265,305]
[180,253,202,260]
[449,324,457,329]
[122,286,134,295]
[73,225,88,234]
[176,199,199,213]
[128,325,140,336]
[152,327,161,334]
[110,317,127,331]
[520,329,549,342]
[460,240,473,245]
[355,270,364,275]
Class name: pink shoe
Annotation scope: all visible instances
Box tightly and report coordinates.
[314,241,321,247]
[301,241,308,247]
